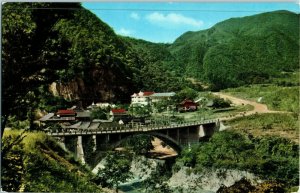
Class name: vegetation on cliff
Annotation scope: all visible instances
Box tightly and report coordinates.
[2,130,104,192]
[177,131,299,189]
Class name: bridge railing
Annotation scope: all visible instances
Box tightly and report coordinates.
[47,119,218,136]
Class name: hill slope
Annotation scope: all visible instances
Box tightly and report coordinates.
[168,10,299,89]
[127,10,299,90]
[2,130,104,192]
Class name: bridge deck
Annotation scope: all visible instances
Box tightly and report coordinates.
[47,119,218,137]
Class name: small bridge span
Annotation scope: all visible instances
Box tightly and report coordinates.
[46,119,220,165]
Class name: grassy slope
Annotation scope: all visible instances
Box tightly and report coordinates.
[2,130,104,192]
[221,70,299,142]
[223,82,299,113]
[225,113,299,143]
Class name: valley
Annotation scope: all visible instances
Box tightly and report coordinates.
[1,2,299,193]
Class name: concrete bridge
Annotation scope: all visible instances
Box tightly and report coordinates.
[47,119,220,165]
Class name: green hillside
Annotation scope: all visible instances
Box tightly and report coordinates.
[123,37,198,92]
[51,5,142,103]
[168,10,299,90]
[2,130,104,192]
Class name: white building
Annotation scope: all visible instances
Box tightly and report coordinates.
[131,91,155,106]
[149,92,176,103]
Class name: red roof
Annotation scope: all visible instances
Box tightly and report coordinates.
[180,100,198,106]
[143,91,155,96]
[57,109,76,115]
[111,109,127,114]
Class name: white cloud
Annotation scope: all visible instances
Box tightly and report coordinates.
[116,28,133,36]
[130,12,140,20]
[146,12,203,28]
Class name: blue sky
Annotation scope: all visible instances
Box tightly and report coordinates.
[82,2,299,43]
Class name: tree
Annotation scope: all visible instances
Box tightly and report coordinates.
[173,88,198,103]
[97,151,133,193]
[91,108,108,120]
[120,134,155,155]
[128,104,152,117]
[1,3,80,136]
[211,97,231,108]
[143,164,172,193]
[1,131,27,192]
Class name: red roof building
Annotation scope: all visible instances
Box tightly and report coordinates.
[177,99,198,112]
[143,91,155,96]
[111,109,127,115]
[56,109,77,116]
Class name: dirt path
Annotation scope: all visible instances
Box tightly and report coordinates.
[214,92,298,143]
[212,92,286,120]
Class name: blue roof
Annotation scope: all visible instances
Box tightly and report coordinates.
[150,92,176,97]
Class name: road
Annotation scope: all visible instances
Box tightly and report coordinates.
[212,92,287,120]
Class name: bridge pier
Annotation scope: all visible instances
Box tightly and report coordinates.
[76,136,86,165]
[55,137,66,151]
[199,125,205,138]
[198,123,217,139]
[106,134,110,143]
[92,135,97,152]
[177,128,180,143]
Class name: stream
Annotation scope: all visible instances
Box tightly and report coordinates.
[93,155,259,193]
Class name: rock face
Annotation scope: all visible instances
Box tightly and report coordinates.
[168,167,260,193]
[49,79,84,100]
[49,70,134,106]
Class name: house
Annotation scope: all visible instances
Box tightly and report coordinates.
[131,91,155,106]
[87,102,116,110]
[40,109,89,122]
[149,92,176,103]
[109,108,130,122]
[76,111,91,121]
[177,99,198,112]
[56,109,77,117]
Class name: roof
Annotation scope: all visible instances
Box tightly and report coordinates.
[57,109,76,115]
[180,99,198,105]
[150,92,176,97]
[111,109,127,114]
[76,111,91,118]
[39,113,55,121]
[143,91,155,96]
[132,91,155,97]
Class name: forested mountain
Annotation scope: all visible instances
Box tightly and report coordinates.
[126,10,299,90]
[123,37,198,92]
[168,10,299,89]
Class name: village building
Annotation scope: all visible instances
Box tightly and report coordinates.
[131,91,155,106]
[177,99,198,112]
[149,92,176,103]
[39,109,91,122]
[109,108,130,122]
[76,111,91,121]
[87,102,116,110]
[56,109,77,117]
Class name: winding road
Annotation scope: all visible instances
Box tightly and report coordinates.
[213,92,287,120]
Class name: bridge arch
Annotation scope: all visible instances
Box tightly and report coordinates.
[91,132,181,168]
[112,132,182,154]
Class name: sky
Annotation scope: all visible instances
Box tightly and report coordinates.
[82,2,299,43]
